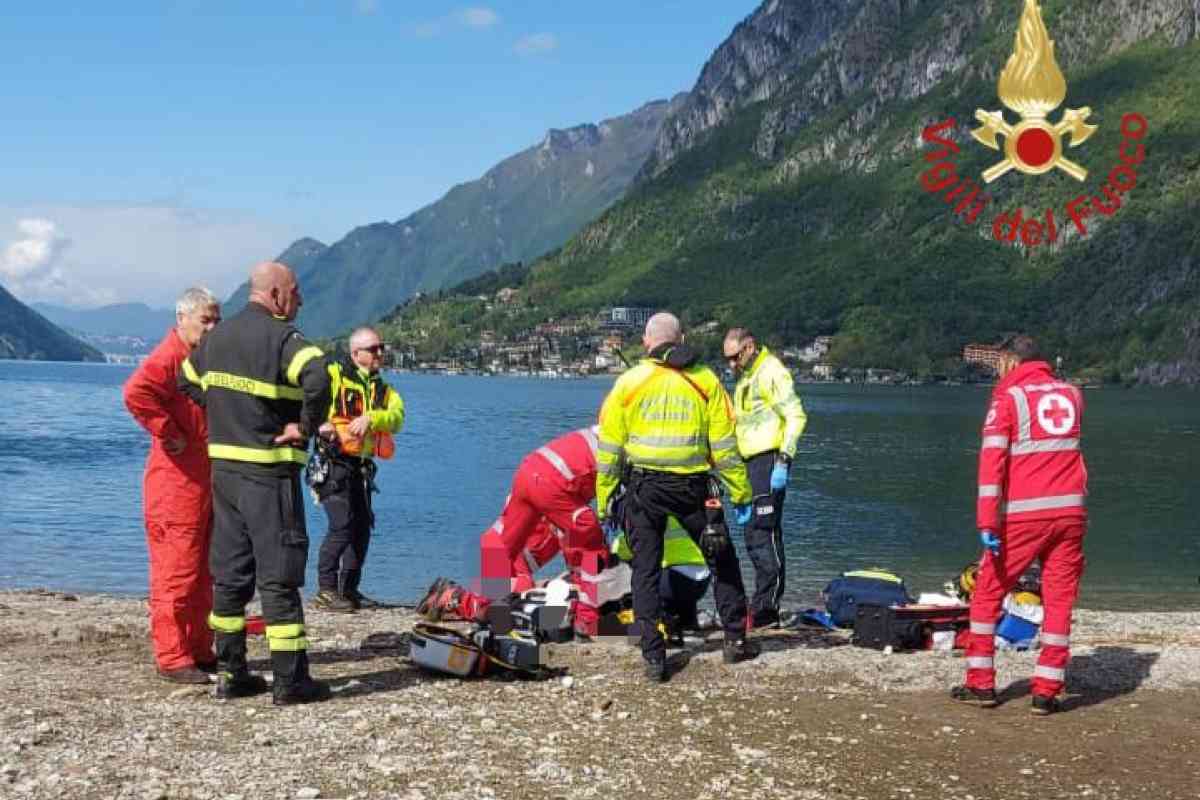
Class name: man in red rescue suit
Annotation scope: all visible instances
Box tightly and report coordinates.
[952,335,1088,716]
[123,286,221,684]
[416,426,609,635]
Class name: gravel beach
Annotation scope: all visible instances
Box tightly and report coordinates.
[1,588,1198,800]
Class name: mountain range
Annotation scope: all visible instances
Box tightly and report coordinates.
[226,95,688,337]
[385,0,1200,384]
[32,302,176,342]
[0,285,104,362]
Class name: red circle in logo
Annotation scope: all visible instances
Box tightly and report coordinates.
[1015,128,1055,167]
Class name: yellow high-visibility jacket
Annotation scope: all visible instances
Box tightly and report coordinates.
[612,516,707,568]
[596,352,751,516]
[325,357,405,460]
[732,346,807,460]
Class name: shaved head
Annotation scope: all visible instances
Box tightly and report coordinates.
[248,260,302,321]
[643,312,682,352]
[349,327,380,352]
[249,261,292,293]
[349,326,385,372]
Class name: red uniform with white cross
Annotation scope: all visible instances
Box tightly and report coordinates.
[966,360,1088,698]
[459,427,609,633]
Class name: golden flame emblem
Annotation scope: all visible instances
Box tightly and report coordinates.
[972,0,1097,182]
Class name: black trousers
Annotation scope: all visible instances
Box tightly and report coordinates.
[625,470,749,662]
[210,464,307,626]
[316,458,375,594]
[744,450,788,623]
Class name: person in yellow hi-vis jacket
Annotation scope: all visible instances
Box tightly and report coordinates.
[596,312,758,684]
[311,326,405,613]
[723,327,808,628]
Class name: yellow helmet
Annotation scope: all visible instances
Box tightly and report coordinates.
[956,563,979,600]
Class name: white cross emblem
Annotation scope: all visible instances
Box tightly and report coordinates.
[1036,393,1076,436]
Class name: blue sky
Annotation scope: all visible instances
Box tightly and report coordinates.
[0,1,755,307]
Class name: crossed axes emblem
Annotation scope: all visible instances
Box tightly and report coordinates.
[972,107,1097,183]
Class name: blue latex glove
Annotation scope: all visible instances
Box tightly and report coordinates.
[980,529,1001,556]
[601,518,619,545]
[770,462,789,491]
[734,503,753,526]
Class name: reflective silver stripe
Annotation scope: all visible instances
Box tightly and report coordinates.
[521,549,539,573]
[597,460,623,476]
[571,507,589,525]
[709,435,736,452]
[1033,665,1065,681]
[536,446,575,481]
[982,435,1010,450]
[632,454,710,470]
[978,484,1001,498]
[597,440,622,454]
[1023,382,1074,392]
[1008,386,1031,442]
[713,455,742,471]
[1004,494,1086,514]
[1041,632,1070,647]
[629,434,703,448]
[1011,438,1079,456]
[967,656,994,669]
[580,427,599,457]
[970,622,996,635]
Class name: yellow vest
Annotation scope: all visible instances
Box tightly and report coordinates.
[325,360,406,459]
[596,354,750,514]
[732,347,808,459]
[612,516,707,568]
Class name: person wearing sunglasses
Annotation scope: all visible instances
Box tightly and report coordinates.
[722,327,808,629]
[311,327,405,613]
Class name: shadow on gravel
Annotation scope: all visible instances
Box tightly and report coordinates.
[997,646,1160,711]
[662,626,848,678]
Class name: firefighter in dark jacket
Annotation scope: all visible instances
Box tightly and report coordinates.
[311,326,405,612]
[179,260,333,705]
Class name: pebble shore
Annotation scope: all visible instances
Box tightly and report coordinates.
[2,589,1198,800]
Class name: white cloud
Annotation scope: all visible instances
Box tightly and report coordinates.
[0,218,69,282]
[457,7,499,28]
[414,6,500,38]
[0,205,304,309]
[513,32,558,56]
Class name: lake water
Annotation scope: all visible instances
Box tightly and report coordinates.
[0,361,1196,610]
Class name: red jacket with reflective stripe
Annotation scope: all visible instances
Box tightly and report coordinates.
[123,329,212,524]
[532,427,599,503]
[977,361,1087,530]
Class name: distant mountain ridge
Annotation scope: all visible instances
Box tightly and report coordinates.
[381,0,1200,384]
[32,301,176,342]
[0,285,105,362]
[225,95,688,337]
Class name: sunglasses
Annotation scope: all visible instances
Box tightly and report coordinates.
[724,345,747,364]
[356,344,386,355]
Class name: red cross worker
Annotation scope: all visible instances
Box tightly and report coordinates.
[954,335,1089,716]
[416,427,610,636]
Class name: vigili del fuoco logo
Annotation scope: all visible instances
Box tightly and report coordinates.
[919,0,1148,249]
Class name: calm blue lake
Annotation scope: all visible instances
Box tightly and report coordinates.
[0,361,1196,610]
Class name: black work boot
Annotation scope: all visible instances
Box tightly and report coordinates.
[213,631,268,699]
[643,658,669,684]
[722,636,761,665]
[1030,693,1061,716]
[271,651,331,706]
[950,685,999,708]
